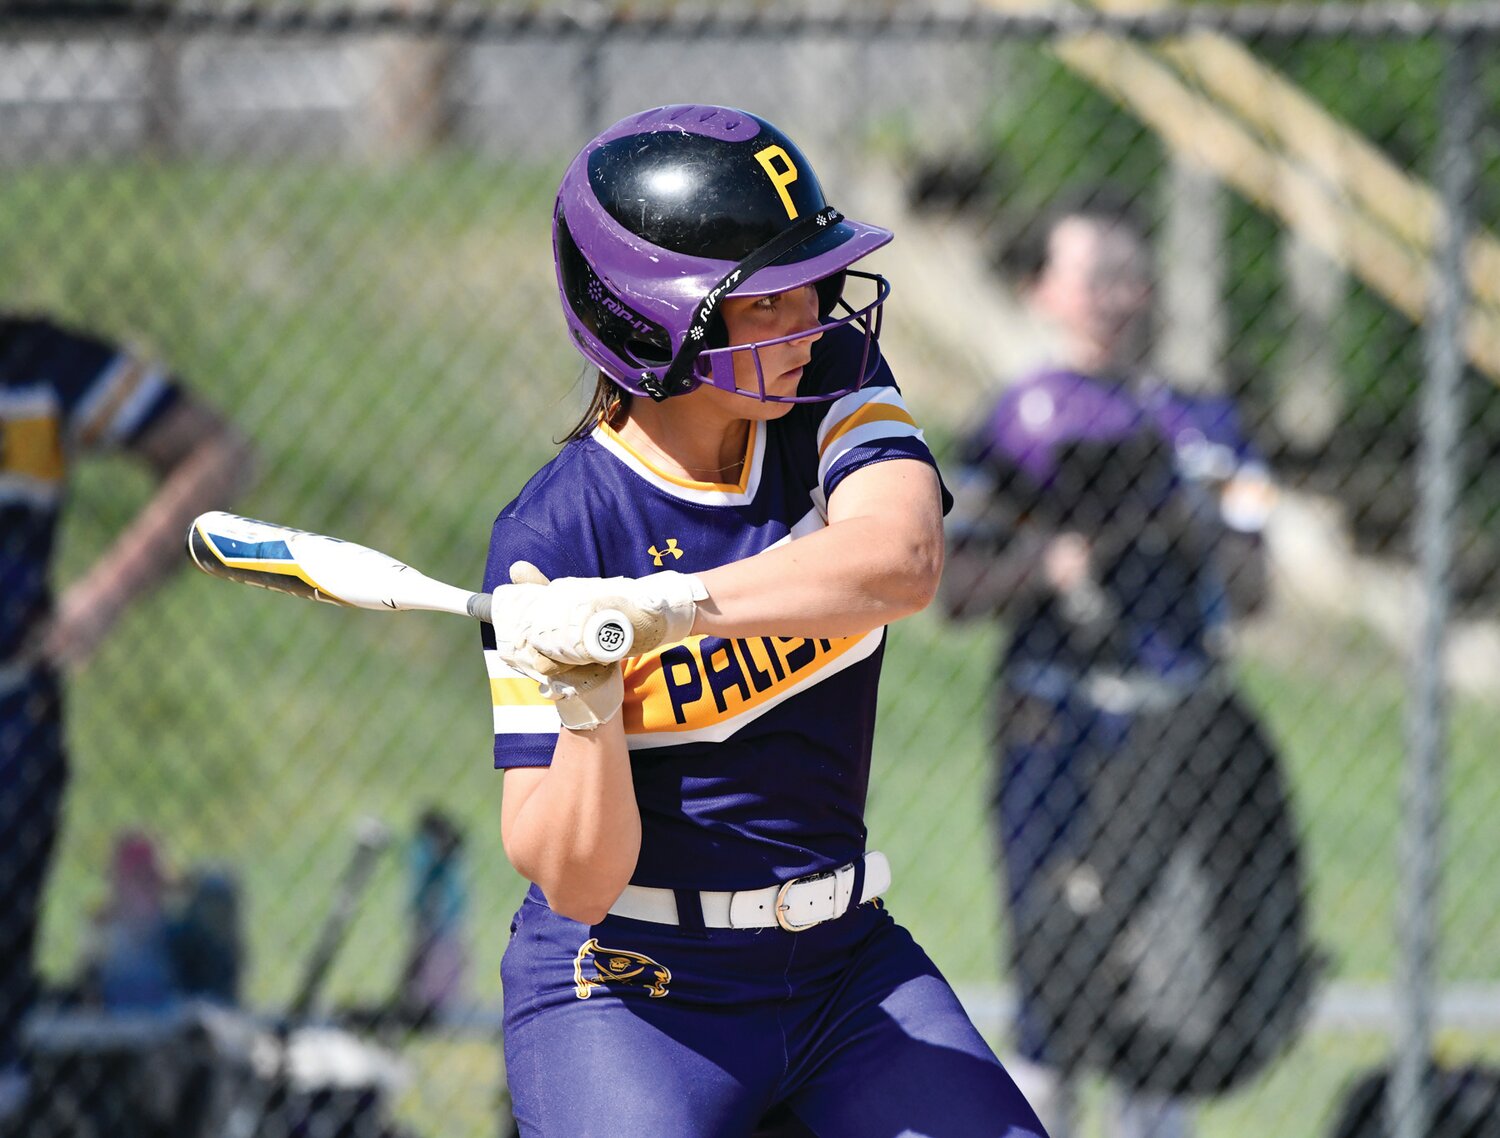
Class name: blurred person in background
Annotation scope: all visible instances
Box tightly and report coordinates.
[79,829,178,1012]
[78,834,245,1011]
[0,313,253,1118]
[940,186,1311,1137]
[397,807,470,1027]
[166,862,244,1006]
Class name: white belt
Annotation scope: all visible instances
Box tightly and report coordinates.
[608,851,892,932]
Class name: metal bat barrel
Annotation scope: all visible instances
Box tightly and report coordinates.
[190,512,635,664]
[188,511,472,615]
[187,521,330,605]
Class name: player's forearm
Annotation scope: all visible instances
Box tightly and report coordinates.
[692,460,944,640]
[503,728,641,924]
[74,430,252,610]
[44,419,255,668]
[694,512,942,640]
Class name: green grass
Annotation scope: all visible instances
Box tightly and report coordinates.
[7,157,1500,1137]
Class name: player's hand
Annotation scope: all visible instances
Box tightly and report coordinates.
[488,566,625,730]
[1045,533,1112,625]
[33,580,122,672]
[1042,533,1092,595]
[492,562,707,670]
[540,661,624,732]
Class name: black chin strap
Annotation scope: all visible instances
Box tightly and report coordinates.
[641,206,843,401]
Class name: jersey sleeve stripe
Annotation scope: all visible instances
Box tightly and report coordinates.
[486,651,552,704]
[487,653,563,735]
[815,387,905,450]
[494,705,564,734]
[490,676,552,706]
[71,355,169,448]
[817,420,925,488]
[0,413,64,484]
[817,402,917,459]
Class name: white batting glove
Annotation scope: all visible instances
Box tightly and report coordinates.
[541,662,624,732]
[488,568,566,679]
[488,565,624,729]
[494,561,707,670]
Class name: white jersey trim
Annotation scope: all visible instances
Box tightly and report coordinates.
[789,500,828,536]
[69,354,169,449]
[494,703,564,735]
[593,419,765,507]
[0,385,58,420]
[818,419,925,490]
[815,387,924,489]
[485,649,564,734]
[816,386,905,449]
[0,477,62,508]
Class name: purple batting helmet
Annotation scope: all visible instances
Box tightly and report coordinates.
[552,104,893,403]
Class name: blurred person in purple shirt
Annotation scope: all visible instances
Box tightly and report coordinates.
[941,187,1279,1138]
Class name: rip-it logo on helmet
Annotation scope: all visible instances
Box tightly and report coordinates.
[582,259,659,340]
[552,104,893,405]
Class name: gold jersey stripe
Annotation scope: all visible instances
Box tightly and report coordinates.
[819,402,916,457]
[491,676,552,707]
[1,415,64,482]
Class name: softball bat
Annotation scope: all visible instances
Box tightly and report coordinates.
[186,511,634,663]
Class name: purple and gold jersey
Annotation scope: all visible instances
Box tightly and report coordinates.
[957,367,1270,680]
[1,316,181,667]
[976,367,1268,510]
[481,326,947,891]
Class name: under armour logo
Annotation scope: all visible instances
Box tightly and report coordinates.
[648,539,683,566]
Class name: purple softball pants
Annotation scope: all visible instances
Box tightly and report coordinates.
[501,887,1048,1138]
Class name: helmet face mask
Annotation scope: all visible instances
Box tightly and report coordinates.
[693,269,890,404]
[553,104,893,403]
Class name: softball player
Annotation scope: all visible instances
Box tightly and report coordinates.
[0,314,251,1112]
[940,192,1276,1138]
[481,105,1047,1138]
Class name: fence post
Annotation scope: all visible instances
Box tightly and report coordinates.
[143,28,182,158]
[1389,28,1477,1138]
[1156,156,1228,393]
[364,1,455,161]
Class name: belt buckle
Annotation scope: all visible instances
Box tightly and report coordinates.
[774,868,836,933]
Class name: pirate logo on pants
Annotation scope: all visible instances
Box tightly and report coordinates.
[573,938,672,999]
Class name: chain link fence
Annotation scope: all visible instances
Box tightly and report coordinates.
[2,4,1498,1137]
